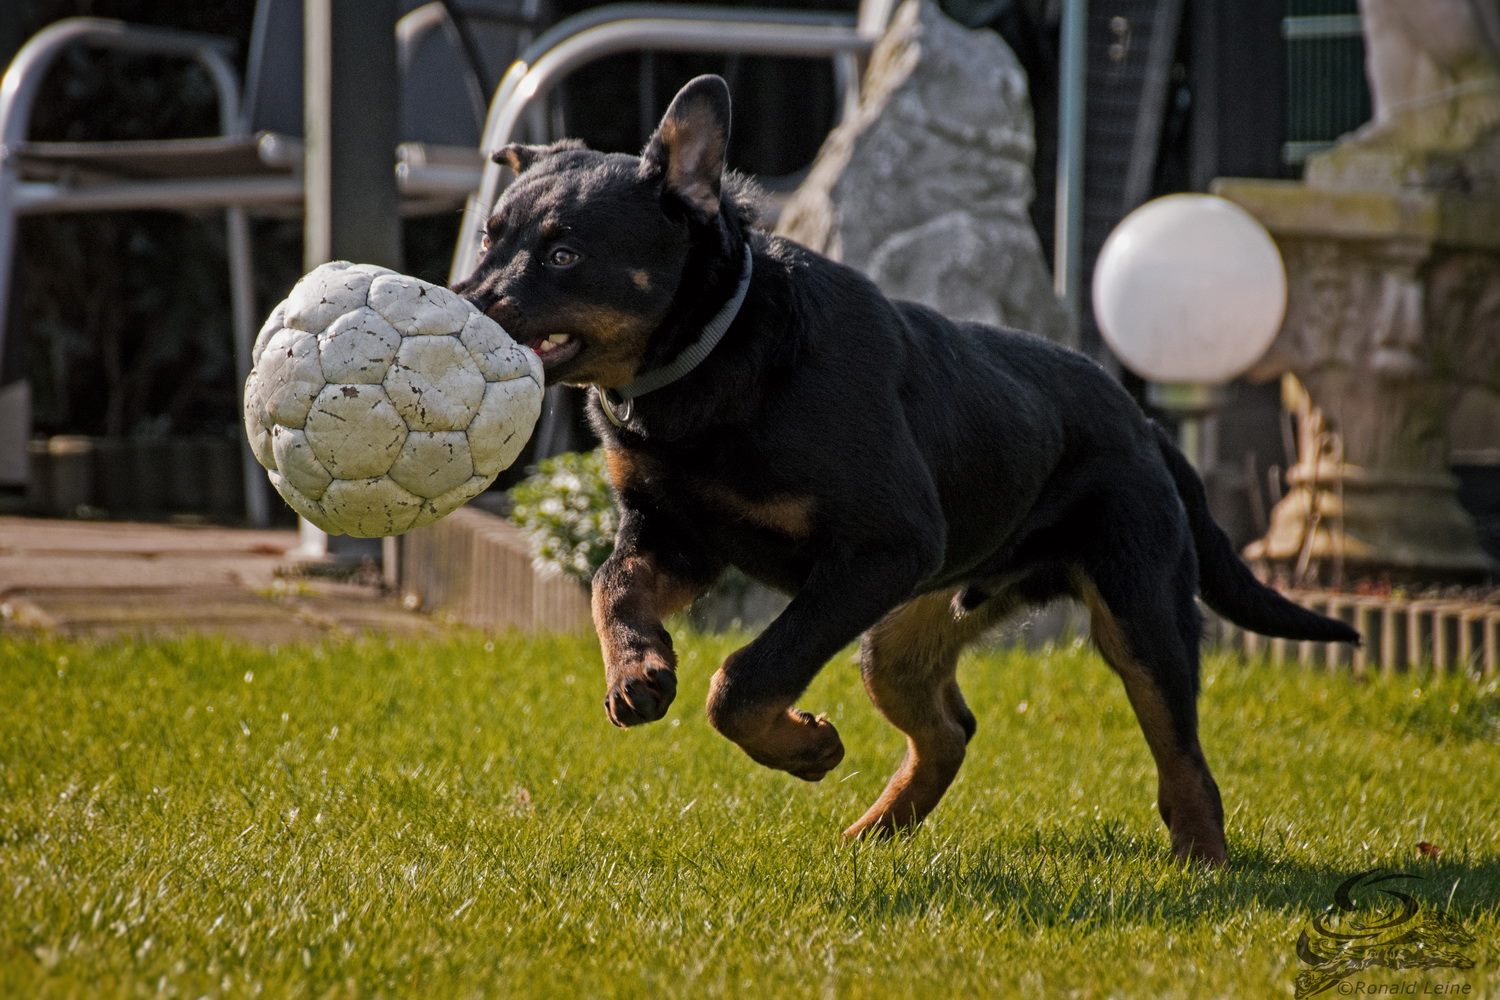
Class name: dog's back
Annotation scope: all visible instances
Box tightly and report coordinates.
[755,236,1168,587]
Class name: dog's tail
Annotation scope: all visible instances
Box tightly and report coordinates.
[1154,423,1360,645]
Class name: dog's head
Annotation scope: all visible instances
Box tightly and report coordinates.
[452,75,750,388]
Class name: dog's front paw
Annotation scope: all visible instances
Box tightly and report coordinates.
[782,711,846,781]
[738,709,845,782]
[604,658,677,727]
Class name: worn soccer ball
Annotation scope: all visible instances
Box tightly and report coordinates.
[243,261,543,537]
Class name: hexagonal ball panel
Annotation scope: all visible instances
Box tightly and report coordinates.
[369,274,471,336]
[283,261,396,334]
[468,376,543,477]
[320,476,423,537]
[303,383,407,479]
[384,337,487,432]
[410,474,493,529]
[254,328,325,429]
[268,470,328,529]
[271,425,334,500]
[318,306,402,384]
[252,302,285,367]
[388,430,474,499]
[459,313,539,382]
[243,382,275,470]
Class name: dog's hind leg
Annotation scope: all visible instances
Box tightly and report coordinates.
[843,590,1011,840]
[1072,566,1227,865]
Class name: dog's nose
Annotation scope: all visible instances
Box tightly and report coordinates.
[457,286,493,312]
[482,295,520,328]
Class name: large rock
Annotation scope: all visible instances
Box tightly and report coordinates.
[776,0,1072,345]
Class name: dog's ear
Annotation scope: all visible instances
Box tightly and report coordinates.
[640,75,731,220]
[492,138,586,175]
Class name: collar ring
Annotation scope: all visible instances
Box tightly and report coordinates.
[596,388,634,428]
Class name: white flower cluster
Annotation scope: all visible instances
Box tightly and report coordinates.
[509,450,619,584]
[243,261,543,537]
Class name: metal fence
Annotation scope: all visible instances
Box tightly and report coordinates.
[1282,0,1371,165]
[1211,590,1500,678]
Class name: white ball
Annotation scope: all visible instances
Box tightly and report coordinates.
[243,261,543,537]
[1092,193,1287,385]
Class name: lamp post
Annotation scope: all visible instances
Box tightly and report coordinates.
[1092,194,1287,469]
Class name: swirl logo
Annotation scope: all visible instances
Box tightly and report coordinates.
[1295,869,1475,999]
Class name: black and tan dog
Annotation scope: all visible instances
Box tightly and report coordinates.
[454,75,1358,864]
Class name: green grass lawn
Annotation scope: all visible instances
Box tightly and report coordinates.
[1,628,1497,998]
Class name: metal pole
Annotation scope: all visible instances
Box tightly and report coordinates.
[304,0,402,270]
[300,0,403,562]
[1054,0,1087,317]
[225,206,269,527]
[1147,382,1224,470]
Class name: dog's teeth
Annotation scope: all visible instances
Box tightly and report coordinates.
[547,334,570,345]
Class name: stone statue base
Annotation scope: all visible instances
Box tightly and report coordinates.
[1243,376,1492,584]
[1217,136,1500,584]
[1303,125,1500,194]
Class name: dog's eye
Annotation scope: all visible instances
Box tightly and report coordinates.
[546,246,581,268]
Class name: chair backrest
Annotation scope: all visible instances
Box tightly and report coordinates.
[241,0,547,146]
[399,0,548,146]
[241,0,304,136]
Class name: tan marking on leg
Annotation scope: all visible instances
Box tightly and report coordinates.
[1074,573,1227,865]
[843,589,1011,840]
[604,447,663,495]
[593,551,710,727]
[593,552,703,653]
[604,447,635,493]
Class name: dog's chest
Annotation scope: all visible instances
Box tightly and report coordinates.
[605,443,817,590]
[691,481,814,538]
[610,446,812,534]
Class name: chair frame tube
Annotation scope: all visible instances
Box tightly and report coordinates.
[0,18,272,524]
[447,4,875,283]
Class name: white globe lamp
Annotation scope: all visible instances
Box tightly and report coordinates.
[1092,193,1287,465]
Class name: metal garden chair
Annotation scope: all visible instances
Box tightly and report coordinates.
[0,0,548,524]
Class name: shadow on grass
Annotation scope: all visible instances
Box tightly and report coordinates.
[827,822,1500,930]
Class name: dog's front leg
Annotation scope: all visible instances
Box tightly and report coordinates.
[706,543,939,781]
[593,508,721,728]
